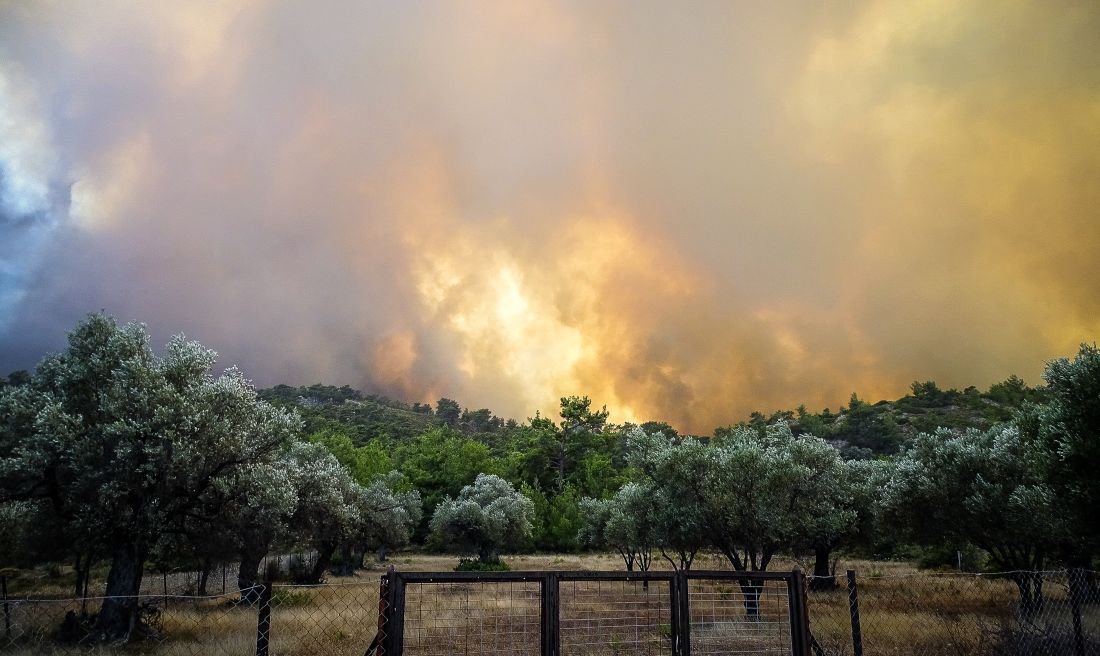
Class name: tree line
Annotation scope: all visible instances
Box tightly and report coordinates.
[1,313,1097,639]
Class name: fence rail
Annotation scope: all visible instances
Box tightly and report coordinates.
[377,569,809,656]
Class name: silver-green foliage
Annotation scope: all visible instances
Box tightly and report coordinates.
[629,423,858,572]
[429,473,533,562]
[579,481,661,571]
[880,424,1066,571]
[0,314,301,637]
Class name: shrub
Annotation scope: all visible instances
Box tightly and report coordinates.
[454,558,510,572]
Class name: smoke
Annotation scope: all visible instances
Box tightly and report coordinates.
[1,1,1097,433]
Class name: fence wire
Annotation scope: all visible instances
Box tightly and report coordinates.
[807,569,1100,656]
[0,581,381,656]
[559,578,672,655]
[687,578,794,656]
[400,580,541,656]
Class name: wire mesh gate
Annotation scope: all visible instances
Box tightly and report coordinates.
[371,570,810,656]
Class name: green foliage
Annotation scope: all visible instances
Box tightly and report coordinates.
[435,398,461,426]
[632,423,856,573]
[270,588,313,607]
[0,313,301,636]
[429,473,533,563]
[880,425,1066,572]
[1040,344,1100,559]
[308,429,394,484]
[579,482,658,571]
[542,485,583,551]
[396,427,503,537]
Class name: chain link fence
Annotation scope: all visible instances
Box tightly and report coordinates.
[807,569,1100,656]
[0,579,380,656]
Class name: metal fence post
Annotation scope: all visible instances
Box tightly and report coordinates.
[846,570,863,656]
[669,572,682,656]
[387,572,406,656]
[255,581,272,656]
[541,572,560,656]
[1069,568,1086,656]
[788,569,811,656]
[679,571,692,656]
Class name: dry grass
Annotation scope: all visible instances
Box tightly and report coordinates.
[2,554,1097,655]
[804,565,1100,656]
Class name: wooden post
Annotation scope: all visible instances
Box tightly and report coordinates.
[255,581,272,656]
[162,571,168,607]
[2,575,10,640]
[846,570,863,656]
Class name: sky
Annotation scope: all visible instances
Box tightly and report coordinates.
[1,1,1098,433]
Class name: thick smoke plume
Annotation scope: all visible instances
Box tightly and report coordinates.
[1,1,1098,432]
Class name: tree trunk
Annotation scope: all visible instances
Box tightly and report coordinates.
[237,548,265,604]
[309,541,337,583]
[1013,571,1045,618]
[809,546,837,591]
[335,543,355,577]
[377,545,388,562]
[196,560,210,596]
[73,553,90,599]
[738,578,763,622]
[94,543,145,642]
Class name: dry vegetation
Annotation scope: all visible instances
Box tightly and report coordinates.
[2,554,1097,655]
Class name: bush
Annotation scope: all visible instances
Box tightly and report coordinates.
[454,558,510,572]
[271,588,312,607]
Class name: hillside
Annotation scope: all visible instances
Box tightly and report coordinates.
[262,375,1045,457]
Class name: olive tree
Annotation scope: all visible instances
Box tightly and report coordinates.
[784,444,885,590]
[353,471,422,565]
[1040,343,1100,565]
[429,473,533,564]
[630,424,844,619]
[328,471,422,576]
[881,425,1067,616]
[0,314,299,640]
[578,483,659,571]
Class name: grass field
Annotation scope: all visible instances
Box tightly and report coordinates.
[1,553,1097,655]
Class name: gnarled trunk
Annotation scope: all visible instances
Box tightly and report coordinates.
[94,543,146,642]
[237,548,265,604]
[809,546,837,591]
[308,541,337,583]
[1013,571,1045,618]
